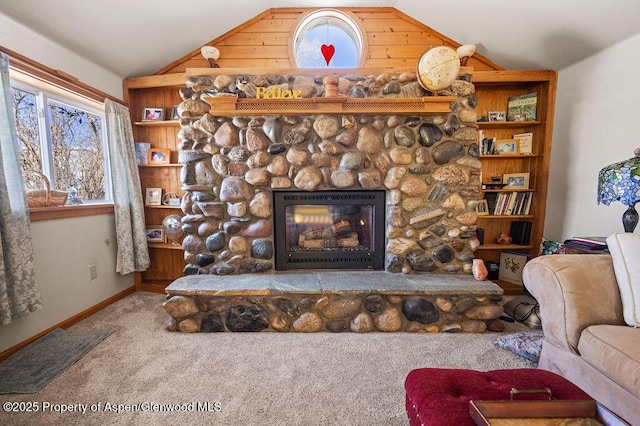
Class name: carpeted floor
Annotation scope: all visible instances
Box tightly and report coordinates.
[0,292,531,425]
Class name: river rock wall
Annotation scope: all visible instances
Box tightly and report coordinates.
[176,72,481,275]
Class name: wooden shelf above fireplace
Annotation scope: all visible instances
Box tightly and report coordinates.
[203,95,456,116]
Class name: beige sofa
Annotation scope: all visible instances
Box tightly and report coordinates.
[523,254,640,425]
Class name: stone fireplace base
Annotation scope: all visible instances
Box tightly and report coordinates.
[163,272,505,333]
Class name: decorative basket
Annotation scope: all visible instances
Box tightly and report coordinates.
[24,170,69,208]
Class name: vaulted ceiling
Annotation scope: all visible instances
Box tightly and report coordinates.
[1,0,640,78]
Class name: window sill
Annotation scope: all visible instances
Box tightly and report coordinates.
[29,203,114,221]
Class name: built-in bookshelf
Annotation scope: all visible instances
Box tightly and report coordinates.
[473,70,557,295]
[123,73,187,293]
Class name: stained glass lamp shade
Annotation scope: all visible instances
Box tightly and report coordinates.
[597,148,640,232]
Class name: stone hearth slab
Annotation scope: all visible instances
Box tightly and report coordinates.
[164,272,506,333]
[166,272,503,297]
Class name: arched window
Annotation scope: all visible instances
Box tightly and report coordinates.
[292,10,364,68]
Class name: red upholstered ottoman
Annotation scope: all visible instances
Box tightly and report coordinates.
[404,368,593,426]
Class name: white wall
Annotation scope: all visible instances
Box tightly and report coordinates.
[0,12,134,353]
[545,32,640,241]
[0,11,123,99]
[0,215,133,352]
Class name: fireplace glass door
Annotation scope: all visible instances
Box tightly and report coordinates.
[273,190,385,270]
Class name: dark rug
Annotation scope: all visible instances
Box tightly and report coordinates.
[0,328,112,394]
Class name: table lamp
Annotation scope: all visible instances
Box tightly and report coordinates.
[597,148,640,232]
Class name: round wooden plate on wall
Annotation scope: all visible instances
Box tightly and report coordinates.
[416,46,460,91]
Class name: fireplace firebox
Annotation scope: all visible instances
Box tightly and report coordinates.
[273,190,385,271]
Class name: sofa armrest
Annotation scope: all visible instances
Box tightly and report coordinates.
[523,254,624,353]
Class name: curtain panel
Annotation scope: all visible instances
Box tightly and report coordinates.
[0,52,42,325]
[105,99,150,275]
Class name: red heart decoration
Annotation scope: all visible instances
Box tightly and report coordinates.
[321,44,335,66]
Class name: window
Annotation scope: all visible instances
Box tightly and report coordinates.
[293,10,364,68]
[9,70,111,204]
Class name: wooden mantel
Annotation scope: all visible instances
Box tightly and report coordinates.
[203,95,455,116]
[188,67,471,116]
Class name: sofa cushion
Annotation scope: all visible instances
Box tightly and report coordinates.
[607,233,640,326]
[578,324,640,400]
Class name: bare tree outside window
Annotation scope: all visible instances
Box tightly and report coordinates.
[11,88,42,191]
[10,85,107,203]
[48,99,105,200]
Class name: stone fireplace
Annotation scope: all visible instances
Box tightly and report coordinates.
[164,69,508,333]
[176,70,481,276]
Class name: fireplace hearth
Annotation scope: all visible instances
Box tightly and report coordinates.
[273,190,385,270]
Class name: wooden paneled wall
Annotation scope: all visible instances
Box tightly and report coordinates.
[156,7,502,75]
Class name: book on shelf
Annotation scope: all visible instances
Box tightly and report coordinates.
[480,137,496,155]
[520,192,532,215]
[512,132,533,154]
[490,191,533,215]
[504,192,520,215]
[486,260,500,280]
[494,193,506,215]
[513,192,525,215]
[483,192,499,214]
[510,220,532,245]
[507,92,537,121]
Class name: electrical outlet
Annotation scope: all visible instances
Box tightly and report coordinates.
[89,264,98,281]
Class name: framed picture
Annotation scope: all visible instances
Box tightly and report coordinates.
[475,199,489,215]
[148,148,170,165]
[134,142,151,165]
[498,251,530,285]
[503,172,530,189]
[488,111,506,122]
[513,132,533,155]
[142,107,164,121]
[145,187,162,206]
[171,105,180,120]
[496,139,519,155]
[507,92,537,121]
[146,226,165,243]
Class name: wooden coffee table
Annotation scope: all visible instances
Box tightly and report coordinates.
[469,399,629,425]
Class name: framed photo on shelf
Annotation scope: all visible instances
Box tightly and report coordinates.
[503,172,530,189]
[142,107,164,121]
[496,139,519,155]
[507,92,537,121]
[475,199,489,215]
[145,226,165,243]
[488,111,506,122]
[134,142,151,165]
[145,187,162,206]
[148,148,170,165]
[498,251,530,285]
[513,132,533,155]
[171,104,179,120]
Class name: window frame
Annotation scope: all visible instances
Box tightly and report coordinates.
[9,68,113,212]
[290,9,367,69]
